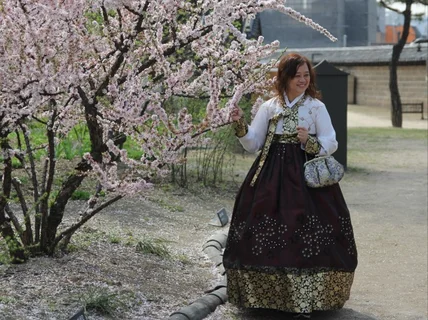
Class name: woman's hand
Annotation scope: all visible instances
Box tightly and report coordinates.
[230,105,248,137]
[230,105,244,122]
[296,126,309,144]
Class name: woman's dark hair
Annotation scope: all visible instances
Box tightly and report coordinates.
[274,52,321,101]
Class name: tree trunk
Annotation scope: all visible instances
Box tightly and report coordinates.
[389,0,413,128]
[40,106,58,253]
[44,97,106,254]
[390,53,402,127]
[44,161,89,255]
[0,137,28,263]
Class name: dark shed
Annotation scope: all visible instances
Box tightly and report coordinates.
[314,60,348,168]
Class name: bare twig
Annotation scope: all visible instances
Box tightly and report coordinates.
[11,178,33,244]
[4,205,25,243]
[53,195,124,250]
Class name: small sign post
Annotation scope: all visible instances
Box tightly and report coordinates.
[68,308,87,320]
[208,208,229,227]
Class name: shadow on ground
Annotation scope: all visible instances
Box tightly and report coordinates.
[232,307,378,320]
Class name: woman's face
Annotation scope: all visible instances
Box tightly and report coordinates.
[287,63,310,98]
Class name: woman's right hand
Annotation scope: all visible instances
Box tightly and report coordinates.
[230,105,244,122]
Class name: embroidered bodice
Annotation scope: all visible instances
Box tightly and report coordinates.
[238,95,338,156]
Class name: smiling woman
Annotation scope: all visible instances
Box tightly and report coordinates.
[224,53,358,319]
[286,63,310,101]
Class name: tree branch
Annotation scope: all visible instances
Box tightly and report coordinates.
[53,195,123,249]
[101,5,109,25]
[31,116,47,125]
[19,123,40,215]
[4,205,25,243]
[118,25,213,86]
[11,178,33,244]
[379,0,403,13]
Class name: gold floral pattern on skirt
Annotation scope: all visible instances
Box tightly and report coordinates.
[227,269,354,313]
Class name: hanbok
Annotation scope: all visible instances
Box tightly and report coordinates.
[223,94,358,314]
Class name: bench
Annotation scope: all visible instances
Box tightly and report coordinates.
[402,102,424,119]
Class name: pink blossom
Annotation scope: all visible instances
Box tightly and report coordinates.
[0,0,337,197]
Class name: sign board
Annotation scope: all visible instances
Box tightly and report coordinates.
[208,208,229,227]
[68,308,87,320]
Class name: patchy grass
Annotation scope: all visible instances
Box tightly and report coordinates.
[0,296,17,304]
[348,127,427,140]
[80,288,134,317]
[345,166,370,174]
[0,238,11,265]
[148,197,185,212]
[109,235,122,244]
[66,226,107,252]
[136,238,172,259]
[71,190,92,201]
[175,253,192,265]
[348,127,427,151]
[347,127,427,170]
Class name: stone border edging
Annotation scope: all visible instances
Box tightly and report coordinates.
[167,230,229,320]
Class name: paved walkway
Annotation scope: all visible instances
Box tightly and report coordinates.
[347,104,427,129]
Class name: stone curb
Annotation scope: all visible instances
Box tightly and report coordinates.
[167,230,229,320]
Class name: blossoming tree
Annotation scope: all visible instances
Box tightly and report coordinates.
[0,0,336,262]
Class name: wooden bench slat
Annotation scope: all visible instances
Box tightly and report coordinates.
[402,102,424,119]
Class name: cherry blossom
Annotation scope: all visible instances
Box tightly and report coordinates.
[0,0,336,259]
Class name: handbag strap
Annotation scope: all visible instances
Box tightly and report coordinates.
[304,135,325,163]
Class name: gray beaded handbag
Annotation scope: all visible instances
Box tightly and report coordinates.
[303,153,344,188]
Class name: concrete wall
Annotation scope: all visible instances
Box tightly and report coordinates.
[339,64,427,113]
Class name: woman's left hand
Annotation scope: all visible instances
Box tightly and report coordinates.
[230,104,244,122]
[296,126,309,144]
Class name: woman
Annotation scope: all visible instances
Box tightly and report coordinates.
[223,53,358,319]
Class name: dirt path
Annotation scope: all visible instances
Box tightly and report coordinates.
[347,104,428,129]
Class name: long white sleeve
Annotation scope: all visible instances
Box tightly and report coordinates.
[238,102,271,153]
[314,104,338,156]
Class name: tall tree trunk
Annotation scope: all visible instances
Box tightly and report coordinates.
[0,137,27,263]
[44,95,106,254]
[389,0,413,128]
[40,105,58,253]
[44,162,88,255]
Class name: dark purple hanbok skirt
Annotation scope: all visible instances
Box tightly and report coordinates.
[223,142,358,314]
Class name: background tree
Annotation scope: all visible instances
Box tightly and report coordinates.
[0,0,337,263]
[378,0,428,127]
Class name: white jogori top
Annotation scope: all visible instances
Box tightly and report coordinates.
[239,95,338,156]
